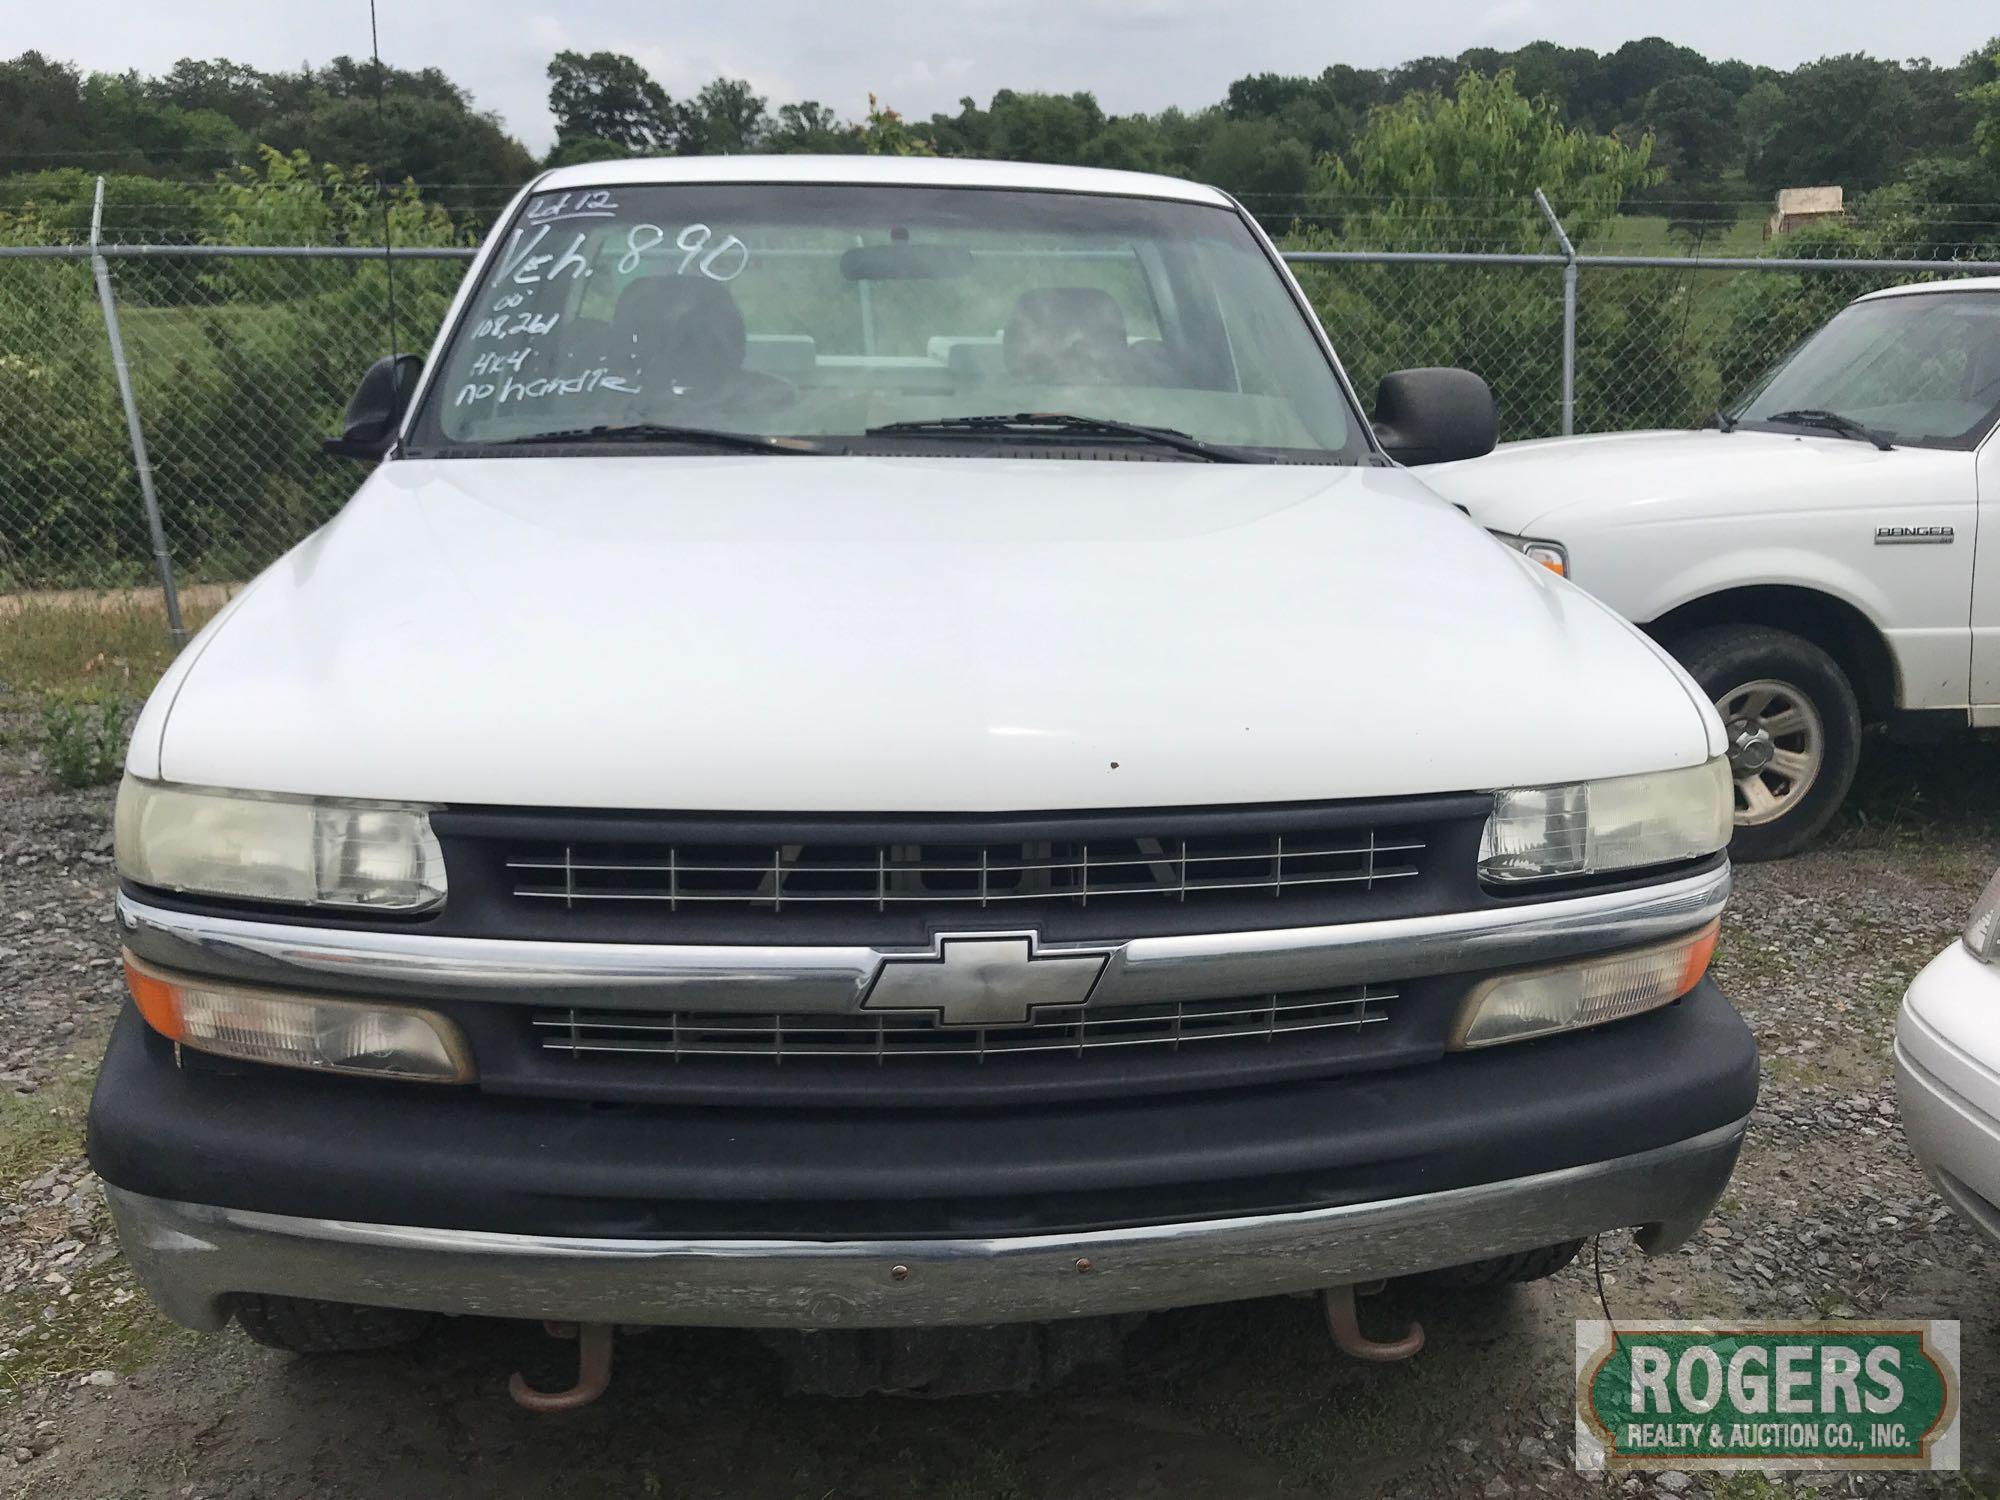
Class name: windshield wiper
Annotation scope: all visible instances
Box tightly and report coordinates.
[491,422,827,454]
[1762,409,1895,451]
[865,412,1251,463]
[1711,409,1738,433]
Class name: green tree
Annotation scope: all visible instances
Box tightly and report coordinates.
[680,78,770,154]
[546,50,675,154]
[1384,56,1459,99]
[985,90,1108,163]
[767,101,849,153]
[1311,70,1656,248]
[1076,118,1168,174]
[145,57,272,129]
[1743,54,1917,193]
[542,133,638,170]
[1294,71,1677,438]
[854,95,934,157]
[1597,38,1710,123]
[1642,76,1739,179]
[264,93,533,197]
[0,52,102,169]
[1200,119,1311,223]
[1969,43,2000,170]
[924,96,992,156]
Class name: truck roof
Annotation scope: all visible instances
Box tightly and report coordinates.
[1856,275,2000,303]
[531,154,1236,208]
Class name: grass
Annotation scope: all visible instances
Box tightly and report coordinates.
[0,594,221,705]
[1580,211,1768,259]
[0,1264,187,1399]
[0,1036,192,1400]
[0,1049,97,1192]
[0,592,226,795]
[0,591,226,788]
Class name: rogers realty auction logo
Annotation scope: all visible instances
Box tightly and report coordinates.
[1575,1321,1960,1472]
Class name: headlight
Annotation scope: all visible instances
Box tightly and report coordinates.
[1965,869,2000,964]
[115,777,445,912]
[1452,920,1719,1048]
[1478,758,1733,884]
[1491,531,1568,577]
[124,953,472,1083]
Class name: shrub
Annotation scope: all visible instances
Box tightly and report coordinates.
[39,697,130,788]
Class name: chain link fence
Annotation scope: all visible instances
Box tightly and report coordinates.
[0,242,472,608]
[4,191,2000,623]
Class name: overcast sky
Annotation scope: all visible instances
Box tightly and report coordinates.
[18,0,1999,154]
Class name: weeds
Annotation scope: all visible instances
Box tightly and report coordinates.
[0,1050,97,1191]
[0,1262,186,1398]
[39,699,129,788]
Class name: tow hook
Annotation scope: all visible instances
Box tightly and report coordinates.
[1322,1284,1424,1362]
[509,1321,615,1412]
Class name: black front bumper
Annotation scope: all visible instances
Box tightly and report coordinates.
[88,978,1756,1242]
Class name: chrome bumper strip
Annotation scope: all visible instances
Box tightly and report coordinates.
[105,1115,1747,1332]
[117,864,1729,1013]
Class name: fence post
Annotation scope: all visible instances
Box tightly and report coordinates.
[1534,189,1577,437]
[90,177,186,645]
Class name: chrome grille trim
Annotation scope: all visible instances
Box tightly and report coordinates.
[505,832,1425,912]
[533,986,1393,1065]
[115,864,1733,1016]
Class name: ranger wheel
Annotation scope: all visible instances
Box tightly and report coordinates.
[1420,1239,1584,1288]
[232,1294,439,1354]
[1670,625,1861,863]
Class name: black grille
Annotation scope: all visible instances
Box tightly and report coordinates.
[534,985,1392,1066]
[428,795,1490,946]
[508,830,1423,914]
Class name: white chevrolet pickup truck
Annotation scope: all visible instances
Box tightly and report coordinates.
[1428,279,2000,860]
[91,156,1753,1405]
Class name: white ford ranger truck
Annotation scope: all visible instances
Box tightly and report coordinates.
[90,156,1754,1405]
[1427,279,2000,861]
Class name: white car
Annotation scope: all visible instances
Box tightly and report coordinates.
[90,156,1756,1405]
[1895,868,2000,1245]
[1425,279,2000,860]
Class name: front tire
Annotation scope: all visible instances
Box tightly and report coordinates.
[232,1294,438,1354]
[1670,626,1860,863]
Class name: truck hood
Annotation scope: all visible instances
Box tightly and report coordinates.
[148,454,1717,810]
[1421,427,1965,536]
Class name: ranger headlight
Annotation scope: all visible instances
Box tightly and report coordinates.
[1964,868,2000,965]
[115,777,446,912]
[1478,759,1733,884]
[1490,532,1568,576]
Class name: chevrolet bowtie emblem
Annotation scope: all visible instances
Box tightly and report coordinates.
[863,934,1110,1026]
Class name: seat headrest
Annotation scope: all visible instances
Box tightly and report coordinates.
[1003,287,1129,383]
[610,275,747,395]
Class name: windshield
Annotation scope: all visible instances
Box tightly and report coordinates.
[408,182,1364,461]
[1732,291,2000,450]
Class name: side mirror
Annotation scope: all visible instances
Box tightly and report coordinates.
[1371,367,1497,466]
[324,353,425,460]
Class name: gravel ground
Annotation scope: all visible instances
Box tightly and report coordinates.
[0,703,1996,1498]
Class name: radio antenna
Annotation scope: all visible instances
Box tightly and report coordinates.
[368,0,399,363]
